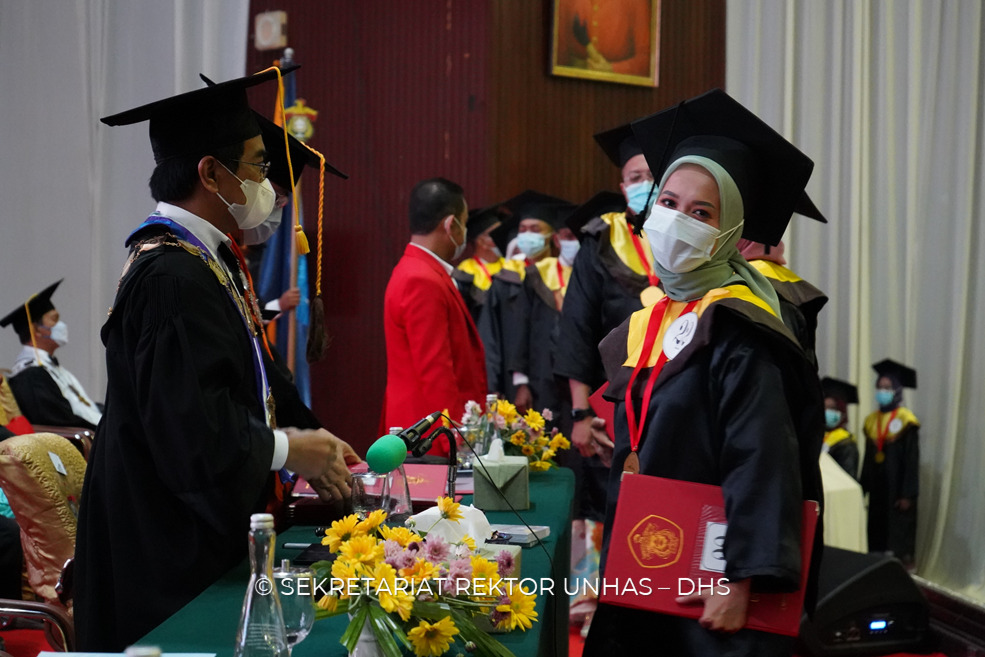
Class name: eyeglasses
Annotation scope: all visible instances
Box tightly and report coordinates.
[231,159,271,180]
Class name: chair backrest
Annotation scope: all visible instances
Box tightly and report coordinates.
[0,433,85,609]
[0,374,24,426]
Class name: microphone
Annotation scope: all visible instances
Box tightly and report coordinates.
[365,434,407,474]
[398,410,444,446]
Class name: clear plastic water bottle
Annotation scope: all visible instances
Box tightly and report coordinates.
[479,393,500,456]
[234,513,289,657]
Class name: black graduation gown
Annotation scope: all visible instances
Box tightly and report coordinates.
[476,270,525,400]
[860,410,919,564]
[553,215,651,389]
[750,260,828,371]
[7,367,99,430]
[824,429,860,481]
[510,262,566,416]
[452,268,485,325]
[75,227,275,650]
[264,342,322,430]
[583,288,824,656]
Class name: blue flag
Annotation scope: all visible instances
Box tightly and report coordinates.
[257,68,311,406]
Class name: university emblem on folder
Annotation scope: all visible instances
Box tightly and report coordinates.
[628,515,683,568]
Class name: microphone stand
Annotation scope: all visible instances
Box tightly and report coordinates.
[406,426,457,499]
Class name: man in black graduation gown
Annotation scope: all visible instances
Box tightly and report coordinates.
[75,68,355,650]
[1,281,103,430]
[554,124,661,460]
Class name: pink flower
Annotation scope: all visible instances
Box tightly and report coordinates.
[495,550,516,577]
[422,535,451,563]
[542,408,553,422]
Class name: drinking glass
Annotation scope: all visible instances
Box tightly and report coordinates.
[350,472,386,518]
[273,562,316,654]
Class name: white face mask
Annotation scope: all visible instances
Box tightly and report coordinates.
[643,204,742,273]
[449,217,468,260]
[242,206,284,246]
[559,238,581,264]
[516,232,548,258]
[48,320,69,347]
[217,163,276,230]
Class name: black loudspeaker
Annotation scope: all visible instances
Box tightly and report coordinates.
[797,547,932,656]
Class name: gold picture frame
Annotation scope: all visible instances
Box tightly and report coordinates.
[551,0,661,87]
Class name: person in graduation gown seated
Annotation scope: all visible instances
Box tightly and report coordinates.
[0,280,103,430]
[821,376,860,480]
[735,197,828,370]
[452,205,523,323]
[383,178,487,457]
[75,67,356,651]
[583,89,825,657]
[861,359,920,569]
[555,122,662,465]
[477,191,572,407]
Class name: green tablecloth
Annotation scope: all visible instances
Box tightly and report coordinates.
[140,467,574,657]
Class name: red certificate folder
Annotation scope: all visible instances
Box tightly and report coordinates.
[599,473,819,637]
[294,463,461,504]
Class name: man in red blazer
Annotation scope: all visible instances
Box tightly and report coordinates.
[383,178,488,456]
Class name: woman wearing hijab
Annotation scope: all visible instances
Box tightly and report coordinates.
[582,90,824,657]
[860,359,919,569]
[821,377,860,480]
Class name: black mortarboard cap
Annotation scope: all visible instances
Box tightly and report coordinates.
[630,88,815,245]
[594,123,644,168]
[0,280,63,335]
[566,191,627,234]
[501,190,573,231]
[198,73,348,186]
[873,359,917,389]
[821,377,859,404]
[795,191,827,224]
[466,205,509,244]
[101,66,297,165]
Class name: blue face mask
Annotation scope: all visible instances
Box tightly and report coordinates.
[875,389,895,407]
[516,232,548,258]
[624,181,656,216]
[824,409,842,429]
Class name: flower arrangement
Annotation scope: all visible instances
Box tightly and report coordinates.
[311,498,538,657]
[460,399,571,471]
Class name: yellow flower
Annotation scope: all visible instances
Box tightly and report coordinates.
[355,508,388,533]
[495,399,518,425]
[541,447,556,460]
[521,444,535,456]
[322,514,363,552]
[379,525,422,547]
[399,557,438,585]
[339,534,384,568]
[535,435,549,447]
[496,587,538,631]
[470,555,499,581]
[331,558,365,597]
[371,562,415,621]
[549,433,571,451]
[316,594,339,612]
[509,430,527,446]
[436,496,463,522]
[523,409,545,431]
[529,460,551,472]
[407,616,459,657]
[459,534,476,550]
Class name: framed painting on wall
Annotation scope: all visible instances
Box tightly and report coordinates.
[551,0,661,87]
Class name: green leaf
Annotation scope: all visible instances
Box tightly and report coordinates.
[448,608,515,657]
[340,605,369,653]
[367,606,404,657]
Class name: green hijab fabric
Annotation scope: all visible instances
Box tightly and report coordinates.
[649,155,782,317]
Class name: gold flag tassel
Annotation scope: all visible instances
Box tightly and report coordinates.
[260,63,309,256]
[303,143,331,363]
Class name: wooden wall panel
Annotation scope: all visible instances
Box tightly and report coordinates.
[243,0,723,454]
[489,0,726,204]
